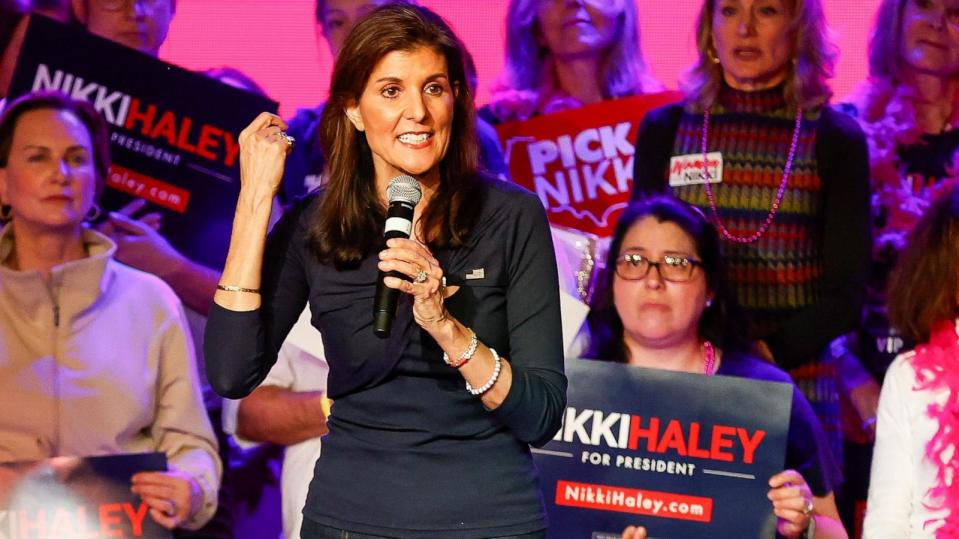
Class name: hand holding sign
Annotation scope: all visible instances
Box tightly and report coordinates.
[1,453,172,538]
[620,525,647,539]
[131,469,202,530]
[102,208,183,278]
[768,469,816,538]
[618,468,820,539]
[97,199,163,232]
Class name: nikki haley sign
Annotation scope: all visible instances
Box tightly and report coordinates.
[534,359,792,538]
[0,453,169,539]
[8,16,277,270]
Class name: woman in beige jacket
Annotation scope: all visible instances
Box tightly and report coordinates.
[0,91,220,531]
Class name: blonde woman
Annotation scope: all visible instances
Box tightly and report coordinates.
[481,0,662,124]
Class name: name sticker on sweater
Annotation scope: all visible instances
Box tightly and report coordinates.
[668,152,723,186]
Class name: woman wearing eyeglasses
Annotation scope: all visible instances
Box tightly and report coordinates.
[583,197,846,539]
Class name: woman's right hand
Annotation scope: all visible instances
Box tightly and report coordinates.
[131,469,203,530]
[768,469,815,538]
[621,525,647,539]
[237,112,293,201]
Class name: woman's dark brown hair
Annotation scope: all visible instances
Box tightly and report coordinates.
[0,90,111,200]
[887,184,959,344]
[312,4,482,266]
[585,196,749,362]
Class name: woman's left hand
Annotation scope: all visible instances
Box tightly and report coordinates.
[379,238,449,327]
[131,470,201,530]
[768,469,815,538]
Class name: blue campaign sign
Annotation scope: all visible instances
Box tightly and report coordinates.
[8,16,278,270]
[536,359,792,538]
[0,453,170,538]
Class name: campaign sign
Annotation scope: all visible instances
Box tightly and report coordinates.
[536,359,792,538]
[495,92,681,237]
[8,16,278,270]
[0,453,169,539]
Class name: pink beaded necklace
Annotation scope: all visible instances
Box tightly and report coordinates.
[703,340,716,376]
[700,106,804,244]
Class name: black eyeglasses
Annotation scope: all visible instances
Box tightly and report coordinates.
[615,252,702,282]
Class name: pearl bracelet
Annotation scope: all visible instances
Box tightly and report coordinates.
[466,347,501,396]
[443,329,478,368]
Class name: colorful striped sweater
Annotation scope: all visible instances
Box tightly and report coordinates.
[631,85,871,369]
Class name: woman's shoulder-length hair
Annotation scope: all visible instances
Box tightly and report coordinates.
[852,0,959,123]
[865,0,959,84]
[310,4,484,267]
[494,0,662,103]
[887,183,959,344]
[583,195,748,363]
[682,0,837,112]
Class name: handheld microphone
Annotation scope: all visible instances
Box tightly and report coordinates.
[373,175,423,338]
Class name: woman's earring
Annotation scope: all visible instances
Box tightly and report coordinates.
[705,298,713,308]
[706,48,721,65]
[85,203,102,222]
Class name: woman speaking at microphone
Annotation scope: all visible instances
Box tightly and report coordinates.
[204,4,566,538]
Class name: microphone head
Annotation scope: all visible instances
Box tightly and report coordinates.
[386,175,422,206]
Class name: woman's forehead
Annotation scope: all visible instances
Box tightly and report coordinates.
[622,217,698,252]
[13,109,90,146]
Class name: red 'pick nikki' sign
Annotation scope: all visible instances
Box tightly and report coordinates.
[496,92,682,237]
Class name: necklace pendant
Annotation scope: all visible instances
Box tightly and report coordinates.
[700,107,804,244]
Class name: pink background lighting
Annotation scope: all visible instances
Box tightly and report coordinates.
[159,1,881,119]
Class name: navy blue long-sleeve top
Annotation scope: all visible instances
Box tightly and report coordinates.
[205,179,567,538]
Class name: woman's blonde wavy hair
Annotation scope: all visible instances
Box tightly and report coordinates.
[683,0,837,112]
[490,0,662,118]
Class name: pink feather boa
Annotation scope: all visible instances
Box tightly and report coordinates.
[909,319,959,537]
[848,79,943,255]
